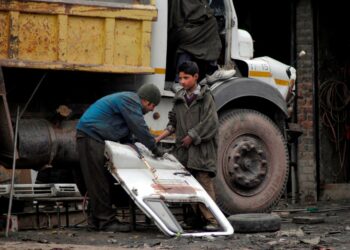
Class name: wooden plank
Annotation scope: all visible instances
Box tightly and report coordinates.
[18,13,58,61]
[0,1,157,21]
[104,17,115,65]
[0,59,154,73]
[114,19,142,67]
[141,21,151,67]
[57,14,67,61]
[0,11,9,59]
[8,11,19,59]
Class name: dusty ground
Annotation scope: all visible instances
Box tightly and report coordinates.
[1,201,350,250]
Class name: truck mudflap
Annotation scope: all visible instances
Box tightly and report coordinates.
[104,141,234,237]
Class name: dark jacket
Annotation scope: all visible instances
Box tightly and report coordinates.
[76,92,156,150]
[168,0,222,61]
[167,84,219,175]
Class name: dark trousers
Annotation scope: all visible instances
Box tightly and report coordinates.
[76,135,116,229]
[194,171,217,224]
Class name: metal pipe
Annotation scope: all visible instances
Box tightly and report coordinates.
[291,163,297,204]
[5,106,20,237]
[290,0,297,204]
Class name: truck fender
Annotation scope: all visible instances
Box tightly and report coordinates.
[211,77,288,117]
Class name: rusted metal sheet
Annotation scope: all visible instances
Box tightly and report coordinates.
[0,0,157,73]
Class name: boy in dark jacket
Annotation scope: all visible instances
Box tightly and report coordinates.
[156,61,219,230]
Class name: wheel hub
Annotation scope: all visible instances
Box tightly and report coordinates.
[224,135,268,196]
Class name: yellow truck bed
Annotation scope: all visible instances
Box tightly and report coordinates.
[0,0,157,73]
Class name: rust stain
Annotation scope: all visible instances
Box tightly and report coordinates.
[151,183,197,194]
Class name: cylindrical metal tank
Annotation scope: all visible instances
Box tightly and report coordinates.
[16,119,79,169]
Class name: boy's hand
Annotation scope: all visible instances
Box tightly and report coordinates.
[181,135,193,148]
[155,136,161,143]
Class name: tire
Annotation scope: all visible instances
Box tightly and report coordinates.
[214,109,289,214]
[228,213,281,233]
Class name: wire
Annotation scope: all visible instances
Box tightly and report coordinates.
[19,73,47,118]
[319,79,349,180]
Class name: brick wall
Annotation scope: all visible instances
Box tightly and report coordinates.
[296,0,317,203]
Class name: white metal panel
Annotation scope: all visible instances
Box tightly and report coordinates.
[104,141,234,237]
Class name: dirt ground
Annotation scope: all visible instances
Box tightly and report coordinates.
[1,201,350,250]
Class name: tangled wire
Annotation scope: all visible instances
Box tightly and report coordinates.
[319,79,350,179]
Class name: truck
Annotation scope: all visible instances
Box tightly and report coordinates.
[0,0,297,215]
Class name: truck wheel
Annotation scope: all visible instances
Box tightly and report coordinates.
[214,109,289,214]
